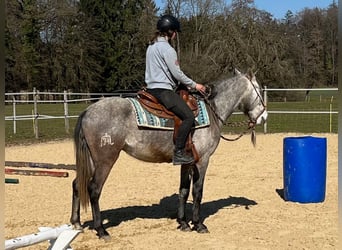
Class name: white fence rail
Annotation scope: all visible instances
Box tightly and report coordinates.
[5,87,339,137]
[262,87,338,133]
[5,88,135,138]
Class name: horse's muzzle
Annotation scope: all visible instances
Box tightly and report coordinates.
[256,110,268,125]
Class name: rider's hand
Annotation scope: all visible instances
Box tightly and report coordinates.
[195,83,206,95]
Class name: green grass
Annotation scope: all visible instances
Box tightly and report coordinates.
[5,103,89,145]
[5,99,338,145]
[267,100,338,133]
[224,100,338,134]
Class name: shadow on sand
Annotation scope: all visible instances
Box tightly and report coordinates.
[83,194,257,230]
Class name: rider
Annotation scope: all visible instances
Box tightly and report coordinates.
[145,14,206,165]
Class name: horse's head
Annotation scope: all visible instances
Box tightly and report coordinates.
[203,69,268,146]
[236,69,268,126]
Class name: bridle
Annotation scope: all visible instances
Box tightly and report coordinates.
[202,76,266,146]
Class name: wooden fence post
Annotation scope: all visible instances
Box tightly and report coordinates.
[263,85,267,134]
[63,90,69,134]
[12,96,16,134]
[33,87,39,139]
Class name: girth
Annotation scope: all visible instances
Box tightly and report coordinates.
[137,89,200,163]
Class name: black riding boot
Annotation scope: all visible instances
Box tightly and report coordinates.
[173,148,194,165]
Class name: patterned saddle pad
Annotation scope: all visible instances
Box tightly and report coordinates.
[128,98,210,130]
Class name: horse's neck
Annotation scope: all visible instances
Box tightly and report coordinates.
[211,76,247,124]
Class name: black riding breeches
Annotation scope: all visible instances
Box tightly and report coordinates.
[146,88,195,150]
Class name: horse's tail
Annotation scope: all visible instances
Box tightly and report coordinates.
[74,110,94,211]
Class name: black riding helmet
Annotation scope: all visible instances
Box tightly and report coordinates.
[157,15,181,32]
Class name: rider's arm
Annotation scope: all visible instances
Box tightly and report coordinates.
[164,47,197,89]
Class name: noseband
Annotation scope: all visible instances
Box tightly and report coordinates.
[248,77,267,124]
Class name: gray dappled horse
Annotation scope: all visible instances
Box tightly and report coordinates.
[70,69,268,240]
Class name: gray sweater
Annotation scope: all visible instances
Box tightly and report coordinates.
[145,36,196,90]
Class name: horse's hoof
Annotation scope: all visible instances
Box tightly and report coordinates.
[192,224,209,233]
[100,234,111,242]
[177,225,192,232]
[181,227,192,232]
[197,227,209,233]
[72,223,84,232]
[97,228,111,242]
[177,223,191,232]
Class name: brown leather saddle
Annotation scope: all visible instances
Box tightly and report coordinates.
[137,88,200,162]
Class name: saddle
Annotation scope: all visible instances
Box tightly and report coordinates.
[137,89,199,119]
[137,88,200,162]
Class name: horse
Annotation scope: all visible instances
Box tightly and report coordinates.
[70,69,268,240]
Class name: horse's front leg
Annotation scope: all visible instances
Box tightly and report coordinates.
[191,163,209,233]
[177,165,192,232]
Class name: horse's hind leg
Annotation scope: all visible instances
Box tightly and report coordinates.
[177,165,192,232]
[70,164,114,240]
[70,178,82,230]
[88,162,114,240]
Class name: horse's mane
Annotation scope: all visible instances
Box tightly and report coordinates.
[206,72,237,100]
[206,68,256,101]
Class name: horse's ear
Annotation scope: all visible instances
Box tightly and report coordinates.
[234,68,241,75]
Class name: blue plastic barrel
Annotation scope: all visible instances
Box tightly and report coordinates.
[283,136,327,203]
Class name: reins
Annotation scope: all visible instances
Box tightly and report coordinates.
[220,121,256,142]
[201,89,254,142]
[201,77,265,146]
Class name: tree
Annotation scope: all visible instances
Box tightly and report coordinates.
[79,0,157,92]
[5,0,337,92]
[5,0,26,91]
[323,1,338,86]
[5,0,43,91]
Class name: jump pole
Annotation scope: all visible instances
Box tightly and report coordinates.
[5,224,80,250]
[5,161,76,170]
[5,178,19,184]
[5,168,69,178]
